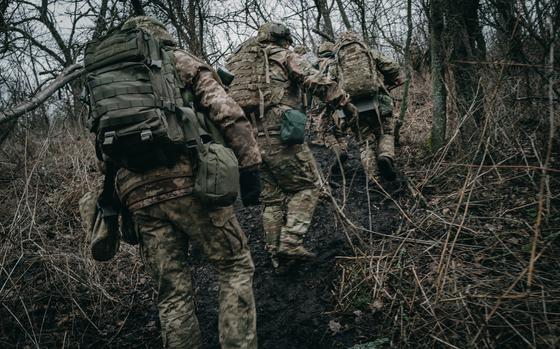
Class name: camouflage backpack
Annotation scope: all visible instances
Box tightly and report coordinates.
[84,19,186,171]
[226,25,293,114]
[334,32,379,98]
[226,39,289,113]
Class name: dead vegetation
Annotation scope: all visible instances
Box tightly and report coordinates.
[0,74,558,349]
[326,71,560,348]
[0,126,161,347]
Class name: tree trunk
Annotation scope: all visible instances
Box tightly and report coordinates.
[430,0,447,152]
[395,0,412,146]
[0,64,84,125]
[314,0,335,38]
[336,0,352,30]
[447,0,485,146]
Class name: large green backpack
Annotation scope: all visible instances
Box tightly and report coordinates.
[84,26,186,171]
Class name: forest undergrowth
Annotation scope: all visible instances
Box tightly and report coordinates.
[0,71,558,348]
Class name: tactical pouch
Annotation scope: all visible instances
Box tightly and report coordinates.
[79,190,120,262]
[178,107,240,207]
[280,109,307,145]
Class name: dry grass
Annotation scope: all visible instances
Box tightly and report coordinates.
[0,125,160,347]
[330,71,560,348]
[0,69,558,348]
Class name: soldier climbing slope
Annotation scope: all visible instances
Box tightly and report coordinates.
[83,16,260,348]
[330,31,404,182]
[309,41,350,165]
[226,22,358,270]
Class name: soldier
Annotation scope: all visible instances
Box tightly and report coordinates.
[87,17,260,348]
[226,22,357,270]
[332,31,403,181]
[311,41,349,164]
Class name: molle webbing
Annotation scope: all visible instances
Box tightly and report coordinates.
[89,73,148,89]
[227,43,290,110]
[84,26,189,170]
[85,30,160,72]
[95,98,176,117]
[92,85,153,101]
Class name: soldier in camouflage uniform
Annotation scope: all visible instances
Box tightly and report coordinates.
[113,17,260,349]
[310,41,349,163]
[226,23,357,269]
[333,31,403,181]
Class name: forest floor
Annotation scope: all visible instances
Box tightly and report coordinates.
[1,78,559,348]
[0,132,407,348]
[193,141,403,349]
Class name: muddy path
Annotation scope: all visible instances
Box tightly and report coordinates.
[192,143,403,349]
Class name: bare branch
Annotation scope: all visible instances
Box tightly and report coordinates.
[0,64,85,124]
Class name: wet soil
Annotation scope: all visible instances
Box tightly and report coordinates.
[0,141,402,348]
[192,143,402,348]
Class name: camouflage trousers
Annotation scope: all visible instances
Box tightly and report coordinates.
[350,93,396,181]
[310,104,348,154]
[258,135,320,260]
[131,196,257,349]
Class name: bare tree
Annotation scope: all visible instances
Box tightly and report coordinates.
[430,0,447,151]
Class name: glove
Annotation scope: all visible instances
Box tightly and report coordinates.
[341,102,359,129]
[239,167,261,206]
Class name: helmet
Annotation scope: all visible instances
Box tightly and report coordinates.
[257,22,293,45]
[293,45,308,55]
[339,31,362,42]
[122,16,176,46]
[317,41,335,57]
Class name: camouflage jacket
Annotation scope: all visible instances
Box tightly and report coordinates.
[227,40,350,132]
[116,49,261,210]
[370,49,401,89]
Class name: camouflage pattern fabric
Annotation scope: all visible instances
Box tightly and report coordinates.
[309,55,348,153]
[111,22,260,349]
[132,194,257,349]
[258,130,320,261]
[328,33,401,181]
[122,16,177,45]
[227,34,351,123]
[116,49,262,211]
[227,24,352,265]
[350,96,396,181]
[173,49,262,170]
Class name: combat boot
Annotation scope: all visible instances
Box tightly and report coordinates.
[377,156,396,181]
[377,134,397,181]
[277,245,316,261]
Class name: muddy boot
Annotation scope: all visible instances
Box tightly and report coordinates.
[275,247,315,274]
[277,245,316,261]
[377,156,396,181]
[377,134,397,181]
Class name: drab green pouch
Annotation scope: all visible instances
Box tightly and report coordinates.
[177,106,240,207]
[280,109,307,145]
[79,190,120,262]
[194,142,240,207]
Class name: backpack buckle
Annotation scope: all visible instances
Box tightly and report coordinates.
[140,130,153,142]
[146,59,162,68]
[103,131,116,146]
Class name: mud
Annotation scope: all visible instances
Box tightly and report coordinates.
[191,142,402,348]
